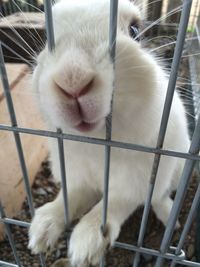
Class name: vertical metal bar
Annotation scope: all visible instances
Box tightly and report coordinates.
[170,183,200,267]
[133,0,192,266]
[155,114,200,267]
[0,44,46,267]
[133,155,161,267]
[101,0,118,234]
[44,0,69,251]
[44,0,55,52]
[0,44,34,216]
[108,0,118,66]
[44,0,69,233]
[57,129,70,226]
[0,202,22,267]
[100,1,118,266]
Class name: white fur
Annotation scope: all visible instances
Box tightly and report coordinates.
[28,0,190,266]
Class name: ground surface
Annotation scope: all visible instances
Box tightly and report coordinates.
[0,161,198,267]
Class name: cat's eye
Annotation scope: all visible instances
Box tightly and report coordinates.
[129,24,140,41]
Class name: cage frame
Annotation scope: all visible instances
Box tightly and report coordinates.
[0,0,200,267]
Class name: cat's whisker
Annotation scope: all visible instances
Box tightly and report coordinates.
[177,76,193,82]
[11,0,46,49]
[114,37,196,66]
[140,0,162,10]
[3,54,32,63]
[177,85,200,91]
[0,29,36,59]
[184,110,196,119]
[133,5,183,41]
[0,13,36,56]
[179,95,196,101]
[0,41,35,66]
[179,83,200,87]
[143,35,176,45]
[150,36,200,52]
[155,52,200,63]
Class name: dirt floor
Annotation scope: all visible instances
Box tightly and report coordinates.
[0,161,199,267]
[0,36,199,267]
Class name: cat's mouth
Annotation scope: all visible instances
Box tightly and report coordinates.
[74,119,103,132]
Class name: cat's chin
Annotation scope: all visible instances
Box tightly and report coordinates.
[74,119,105,133]
[74,120,101,132]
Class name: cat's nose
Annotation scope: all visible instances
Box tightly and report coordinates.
[71,78,94,98]
[54,72,95,99]
[55,78,94,99]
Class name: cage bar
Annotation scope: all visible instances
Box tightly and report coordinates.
[1,123,200,161]
[0,203,22,267]
[133,0,193,266]
[57,129,70,227]
[0,261,20,267]
[43,0,55,52]
[44,0,70,250]
[0,44,35,215]
[101,0,118,233]
[0,0,200,266]
[155,114,200,266]
[100,1,118,266]
[0,44,46,267]
[170,183,200,267]
[0,218,30,228]
[115,242,185,261]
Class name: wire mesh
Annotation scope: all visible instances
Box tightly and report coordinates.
[0,0,200,267]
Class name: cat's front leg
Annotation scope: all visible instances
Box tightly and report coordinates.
[28,185,99,254]
[69,193,137,267]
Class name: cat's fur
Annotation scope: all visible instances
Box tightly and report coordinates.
[28,0,190,266]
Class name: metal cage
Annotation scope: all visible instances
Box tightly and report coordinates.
[0,0,200,267]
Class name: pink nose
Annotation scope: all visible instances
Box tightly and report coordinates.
[56,79,94,99]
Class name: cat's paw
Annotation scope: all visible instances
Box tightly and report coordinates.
[69,214,119,266]
[28,202,64,254]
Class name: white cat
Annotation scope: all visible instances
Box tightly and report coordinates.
[28,0,190,266]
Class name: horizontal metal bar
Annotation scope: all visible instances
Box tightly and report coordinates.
[0,217,75,234]
[0,203,22,267]
[0,218,30,228]
[0,124,199,161]
[1,221,46,266]
[0,261,21,267]
[115,242,200,266]
[175,260,200,267]
[114,242,186,262]
[1,216,200,267]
